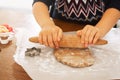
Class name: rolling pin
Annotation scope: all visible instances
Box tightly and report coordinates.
[29,33,108,48]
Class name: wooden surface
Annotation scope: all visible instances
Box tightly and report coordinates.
[0,39,32,80]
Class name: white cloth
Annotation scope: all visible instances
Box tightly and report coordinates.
[14,27,120,80]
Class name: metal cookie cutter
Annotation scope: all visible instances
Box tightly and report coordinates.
[25,47,41,57]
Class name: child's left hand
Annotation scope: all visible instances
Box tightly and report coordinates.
[77,25,105,47]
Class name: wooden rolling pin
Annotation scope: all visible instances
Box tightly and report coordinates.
[29,33,108,48]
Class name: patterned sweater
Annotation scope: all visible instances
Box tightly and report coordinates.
[33,0,120,25]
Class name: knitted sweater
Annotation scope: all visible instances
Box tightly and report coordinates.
[33,0,120,25]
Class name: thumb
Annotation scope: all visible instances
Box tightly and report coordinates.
[76,30,82,36]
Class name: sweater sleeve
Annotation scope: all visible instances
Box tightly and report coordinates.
[33,0,54,8]
[107,0,120,11]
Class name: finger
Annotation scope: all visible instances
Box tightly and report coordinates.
[47,34,55,48]
[52,31,59,48]
[84,29,91,45]
[38,32,43,44]
[88,30,97,44]
[93,33,100,44]
[81,27,88,44]
[42,34,49,46]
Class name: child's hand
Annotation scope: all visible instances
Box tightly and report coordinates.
[39,24,63,48]
[77,25,105,47]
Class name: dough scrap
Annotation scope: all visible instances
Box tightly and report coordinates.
[54,48,95,68]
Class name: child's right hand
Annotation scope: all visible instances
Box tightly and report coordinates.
[38,24,63,48]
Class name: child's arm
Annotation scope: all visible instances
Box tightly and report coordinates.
[33,2,54,27]
[33,2,63,48]
[77,8,120,47]
[95,8,120,43]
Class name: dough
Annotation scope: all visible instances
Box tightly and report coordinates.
[54,48,95,68]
